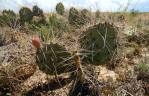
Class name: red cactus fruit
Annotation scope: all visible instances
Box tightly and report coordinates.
[32,35,41,48]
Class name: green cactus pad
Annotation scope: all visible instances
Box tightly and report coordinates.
[80,22,118,65]
[19,7,33,23]
[36,43,76,75]
[56,2,65,15]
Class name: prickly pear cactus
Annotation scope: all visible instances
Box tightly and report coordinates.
[36,43,76,75]
[19,7,33,24]
[32,5,44,17]
[80,22,118,65]
[68,7,79,26]
[56,2,65,15]
[68,7,90,27]
[80,9,91,24]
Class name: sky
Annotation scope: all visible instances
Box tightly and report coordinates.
[0,0,149,13]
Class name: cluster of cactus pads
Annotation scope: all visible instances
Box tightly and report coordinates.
[32,38,100,95]
[33,22,118,74]
[80,22,118,65]
[19,5,45,25]
[32,22,118,95]
[68,7,91,27]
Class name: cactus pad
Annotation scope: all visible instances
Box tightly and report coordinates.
[80,22,118,65]
[36,43,76,75]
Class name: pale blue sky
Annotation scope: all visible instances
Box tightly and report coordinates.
[0,0,149,12]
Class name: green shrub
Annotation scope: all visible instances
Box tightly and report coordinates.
[19,7,33,24]
[80,22,118,65]
[56,2,65,15]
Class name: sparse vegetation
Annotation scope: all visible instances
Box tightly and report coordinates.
[0,2,149,96]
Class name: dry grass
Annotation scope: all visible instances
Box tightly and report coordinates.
[0,11,149,96]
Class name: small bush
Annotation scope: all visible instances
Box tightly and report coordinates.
[56,2,65,15]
